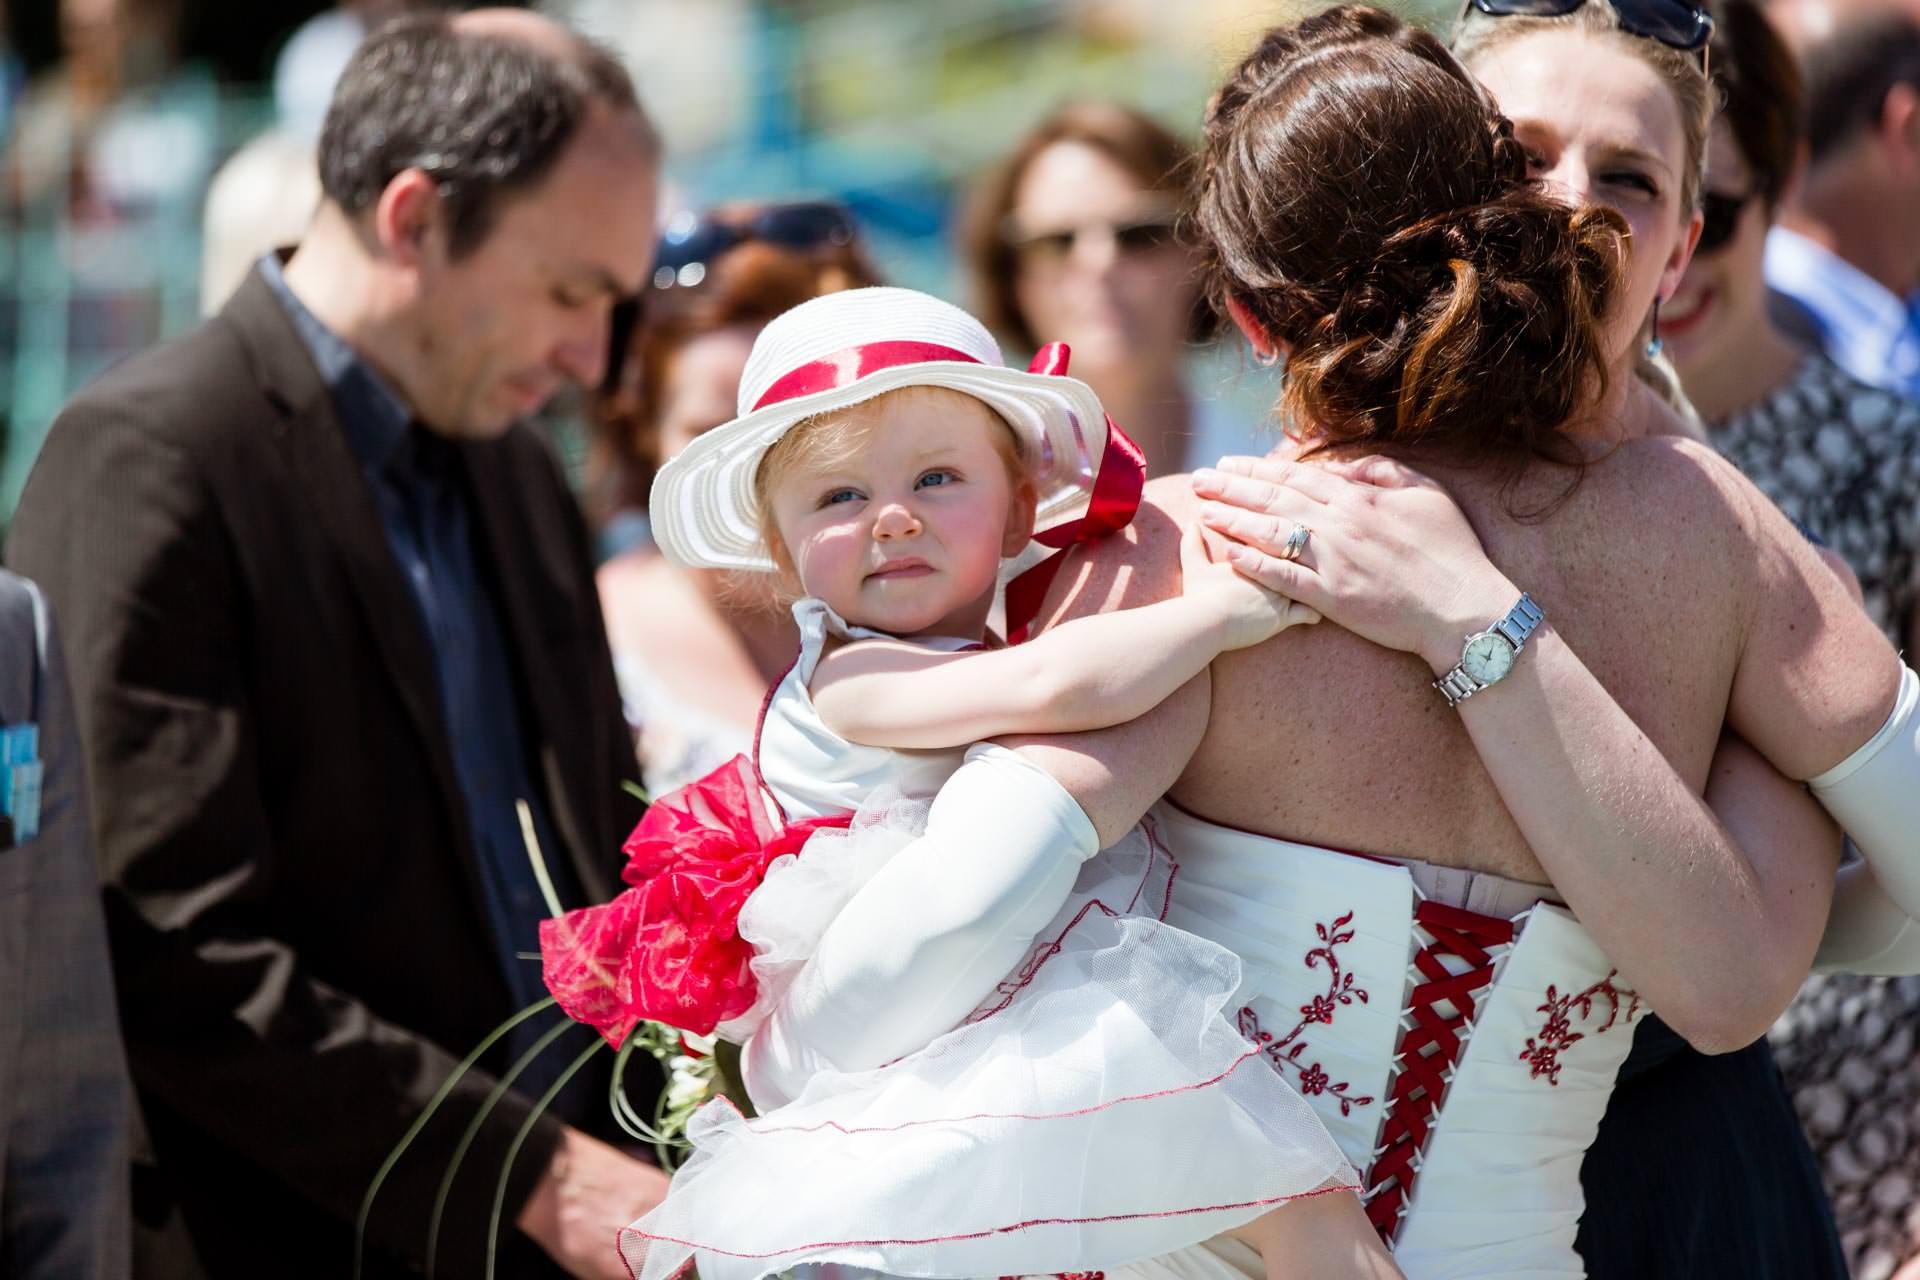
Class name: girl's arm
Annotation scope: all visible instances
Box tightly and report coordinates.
[741,504,1215,1104]
[1186,454,1848,1052]
[810,525,1314,749]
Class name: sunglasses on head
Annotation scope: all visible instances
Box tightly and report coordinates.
[1001,211,1179,263]
[1695,189,1755,254]
[650,201,858,291]
[1458,0,1714,66]
[600,201,860,395]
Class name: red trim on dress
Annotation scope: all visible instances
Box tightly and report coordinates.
[694,1044,1270,1137]
[1362,899,1515,1242]
[618,1181,1363,1263]
[963,816,1177,1025]
[749,652,801,824]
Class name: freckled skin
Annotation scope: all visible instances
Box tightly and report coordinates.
[1128,442,1758,884]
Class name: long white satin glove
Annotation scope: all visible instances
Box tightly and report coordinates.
[1815,859,1920,975]
[1806,665,1920,975]
[742,744,1099,1110]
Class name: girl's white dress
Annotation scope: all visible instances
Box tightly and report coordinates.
[615,598,1357,1280]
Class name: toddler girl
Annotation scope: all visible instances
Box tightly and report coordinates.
[543,288,1385,1280]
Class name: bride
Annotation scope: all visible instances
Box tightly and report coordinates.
[730,7,1920,1276]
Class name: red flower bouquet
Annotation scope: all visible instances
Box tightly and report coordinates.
[540,754,850,1045]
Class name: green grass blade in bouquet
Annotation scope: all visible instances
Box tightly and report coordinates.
[425,1014,589,1278]
[486,1037,606,1280]
[354,995,559,1280]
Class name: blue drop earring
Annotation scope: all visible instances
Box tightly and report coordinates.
[1646,296,1664,358]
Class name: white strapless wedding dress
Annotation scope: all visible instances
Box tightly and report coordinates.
[1116,802,1647,1280]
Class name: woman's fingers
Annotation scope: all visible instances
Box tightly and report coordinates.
[1191,465,1290,516]
[1197,500,1319,567]
[1313,453,1436,491]
[1197,455,1339,506]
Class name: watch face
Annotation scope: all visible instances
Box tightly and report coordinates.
[1461,632,1516,684]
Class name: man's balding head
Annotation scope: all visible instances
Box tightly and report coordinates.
[317,8,655,256]
[448,5,578,55]
[293,6,660,438]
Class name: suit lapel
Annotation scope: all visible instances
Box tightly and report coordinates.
[223,274,484,897]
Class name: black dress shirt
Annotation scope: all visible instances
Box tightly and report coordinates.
[261,255,588,1104]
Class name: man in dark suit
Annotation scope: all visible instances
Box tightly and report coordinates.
[7,10,666,1278]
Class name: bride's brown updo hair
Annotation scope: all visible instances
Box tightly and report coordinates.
[1193,5,1625,465]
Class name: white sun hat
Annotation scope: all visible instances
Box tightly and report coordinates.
[648,286,1114,572]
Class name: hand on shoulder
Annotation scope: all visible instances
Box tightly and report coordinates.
[1176,518,1320,650]
[1191,453,1516,672]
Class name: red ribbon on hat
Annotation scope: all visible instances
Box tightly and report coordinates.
[751,341,983,410]
[1005,342,1146,643]
[746,336,1144,641]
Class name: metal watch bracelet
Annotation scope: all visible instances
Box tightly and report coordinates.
[1432,594,1544,708]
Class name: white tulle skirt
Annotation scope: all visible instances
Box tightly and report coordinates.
[622,800,1358,1280]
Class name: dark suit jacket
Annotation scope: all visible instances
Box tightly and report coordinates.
[6,269,648,1278]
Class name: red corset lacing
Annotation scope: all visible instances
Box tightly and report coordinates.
[1362,900,1515,1242]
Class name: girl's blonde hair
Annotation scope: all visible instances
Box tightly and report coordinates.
[748,386,1034,589]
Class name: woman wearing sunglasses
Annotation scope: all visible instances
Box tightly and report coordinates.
[960,102,1269,477]
[1450,2,1872,1275]
[1664,5,1920,1277]
[590,203,880,798]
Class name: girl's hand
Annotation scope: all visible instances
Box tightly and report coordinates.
[1192,454,1518,673]
[1178,518,1320,651]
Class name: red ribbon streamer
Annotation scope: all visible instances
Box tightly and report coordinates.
[1004,343,1147,642]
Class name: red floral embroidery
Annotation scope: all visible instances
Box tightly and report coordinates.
[540,754,851,1044]
[1238,911,1375,1118]
[1519,970,1642,1086]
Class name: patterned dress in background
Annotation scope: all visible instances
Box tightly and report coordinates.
[1714,352,1920,1280]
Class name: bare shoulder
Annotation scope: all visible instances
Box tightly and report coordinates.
[1599,434,1756,516]
[1561,435,1770,592]
[1037,475,1193,628]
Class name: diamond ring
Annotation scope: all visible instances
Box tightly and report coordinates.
[1280,523,1311,562]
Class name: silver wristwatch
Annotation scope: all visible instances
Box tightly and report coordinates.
[1433,594,1544,708]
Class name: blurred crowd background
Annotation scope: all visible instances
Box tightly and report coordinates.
[9,2,1920,1277]
[0,0,1453,530]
